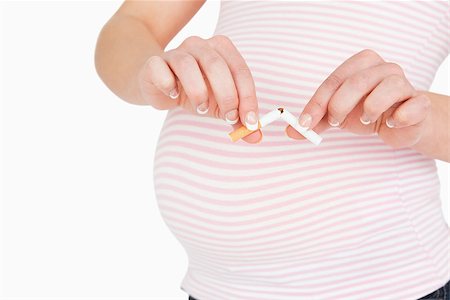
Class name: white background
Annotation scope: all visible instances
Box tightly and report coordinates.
[1,1,448,299]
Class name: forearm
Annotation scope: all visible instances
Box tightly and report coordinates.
[411,91,449,162]
[94,13,172,108]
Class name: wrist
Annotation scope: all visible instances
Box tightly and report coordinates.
[410,91,449,162]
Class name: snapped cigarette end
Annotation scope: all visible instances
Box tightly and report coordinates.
[228,108,283,142]
[229,121,262,142]
[280,109,323,145]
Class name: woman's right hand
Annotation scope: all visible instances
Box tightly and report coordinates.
[137,35,262,144]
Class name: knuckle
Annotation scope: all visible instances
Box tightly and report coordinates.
[359,48,382,62]
[146,55,163,67]
[204,54,225,70]
[210,34,232,47]
[239,94,257,107]
[160,49,174,61]
[327,102,341,118]
[359,48,376,57]
[323,73,343,91]
[308,100,325,114]
[234,65,253,79]
[175,53,195,69]
[181,35,203,48]
[386,74,406,89]
[220,94,238,108]
[347,73,369,92]
[385,62,404,76]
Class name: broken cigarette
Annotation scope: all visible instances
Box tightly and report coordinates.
[228,107,323,145]
[280,109,323,145]
[228,108,282,142]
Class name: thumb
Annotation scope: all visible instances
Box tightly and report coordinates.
[230,121,263,144]
[285,117,330,140]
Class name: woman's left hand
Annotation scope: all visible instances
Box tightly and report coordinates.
[286,49,432,149]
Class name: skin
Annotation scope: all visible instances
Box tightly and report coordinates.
[95,1,449,161]
[95,0,262,143]
[286,49,449,162]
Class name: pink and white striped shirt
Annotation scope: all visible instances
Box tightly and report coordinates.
[153,1,450,299]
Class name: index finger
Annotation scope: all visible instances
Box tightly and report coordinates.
[299,49,385,130]
[207,35,260,132]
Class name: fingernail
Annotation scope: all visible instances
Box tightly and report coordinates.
[298,113,312,130]
[225,109,239,125]
[328,116,340,127]
[169,87,179,99]
[245,111,258,131]
[196,102,209,115]
[386,117,396,128]
[360,113,371,125]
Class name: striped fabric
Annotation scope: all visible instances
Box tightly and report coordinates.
[153,1,450,299]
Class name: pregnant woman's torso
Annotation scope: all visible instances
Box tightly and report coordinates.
[153,1,450,299]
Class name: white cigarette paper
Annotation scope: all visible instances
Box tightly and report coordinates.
[259,108,282,127]
[280,109,323,145]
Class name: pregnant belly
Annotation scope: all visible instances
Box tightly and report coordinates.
[152,107,414,267]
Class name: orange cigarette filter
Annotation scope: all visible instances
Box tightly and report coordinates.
[228,121,262,142]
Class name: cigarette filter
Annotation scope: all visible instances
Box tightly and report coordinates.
[280,109,323,145]
[228,108,282,142]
